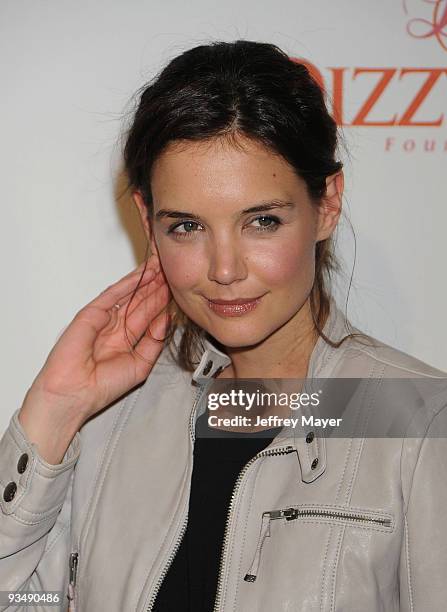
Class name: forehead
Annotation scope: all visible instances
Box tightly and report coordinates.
[150,135,308,209]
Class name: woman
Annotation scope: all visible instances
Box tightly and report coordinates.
[1,40,446,612]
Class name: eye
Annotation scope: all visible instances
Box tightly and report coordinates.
[167,220,203,239]
[249,215,281,232]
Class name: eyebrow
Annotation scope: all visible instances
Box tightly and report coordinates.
[154,199,295,221]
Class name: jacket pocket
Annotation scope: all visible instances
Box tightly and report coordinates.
[244,504,394,582]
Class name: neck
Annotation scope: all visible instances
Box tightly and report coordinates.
[218,296,326,380]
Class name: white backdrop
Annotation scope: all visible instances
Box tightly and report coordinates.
[1,0,446,433]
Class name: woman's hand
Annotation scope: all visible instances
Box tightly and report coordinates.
[19,256,172,462]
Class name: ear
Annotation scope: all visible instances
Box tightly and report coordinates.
[132,190,159,257]
[315,170,344,242]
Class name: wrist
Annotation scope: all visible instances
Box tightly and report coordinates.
[18,387,85,464]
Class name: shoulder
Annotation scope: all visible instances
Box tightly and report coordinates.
[333,330,447,426]
[339,328,447,380]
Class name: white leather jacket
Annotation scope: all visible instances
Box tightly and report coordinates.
[1,299,447,611]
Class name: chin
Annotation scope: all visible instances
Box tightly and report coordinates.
[205,322,274,350]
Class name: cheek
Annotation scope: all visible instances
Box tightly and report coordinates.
[251,236,315,286]
[157,244,203,290]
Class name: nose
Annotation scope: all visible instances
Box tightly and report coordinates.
[207,236,248,285]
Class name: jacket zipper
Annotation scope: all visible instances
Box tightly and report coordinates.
[67,551,78,610]
[212,442,296,611]
[144,381,209,611]
[244,506,393,583]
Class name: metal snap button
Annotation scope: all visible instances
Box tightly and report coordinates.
[305,431,315,444]
[17,453,29,474]
[202,360,213,375]
[311,458,319,470]
[3,481,17,502]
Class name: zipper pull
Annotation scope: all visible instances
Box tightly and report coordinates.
[244,508,298,583]
[67,552,78,609]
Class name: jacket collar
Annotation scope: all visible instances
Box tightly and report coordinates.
[190,297,354,483]
[191,338,232,383]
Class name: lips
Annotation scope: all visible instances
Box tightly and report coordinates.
[204,295,264,317]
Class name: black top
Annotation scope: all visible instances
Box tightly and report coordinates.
[152,408,282,612]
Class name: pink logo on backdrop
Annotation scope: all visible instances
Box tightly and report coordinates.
[403,0,447,51]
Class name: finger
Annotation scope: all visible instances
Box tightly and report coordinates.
[131,310,171,374]
[87,260,160,312]
[101,256,160,294]
[111,269,167,312]
[121,282,171,346]
[117,271,170,319]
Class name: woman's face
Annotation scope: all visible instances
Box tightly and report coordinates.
[134,135,342,349]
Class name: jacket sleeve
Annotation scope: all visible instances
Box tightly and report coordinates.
[0,407,81,610]
[399,403,447,611]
